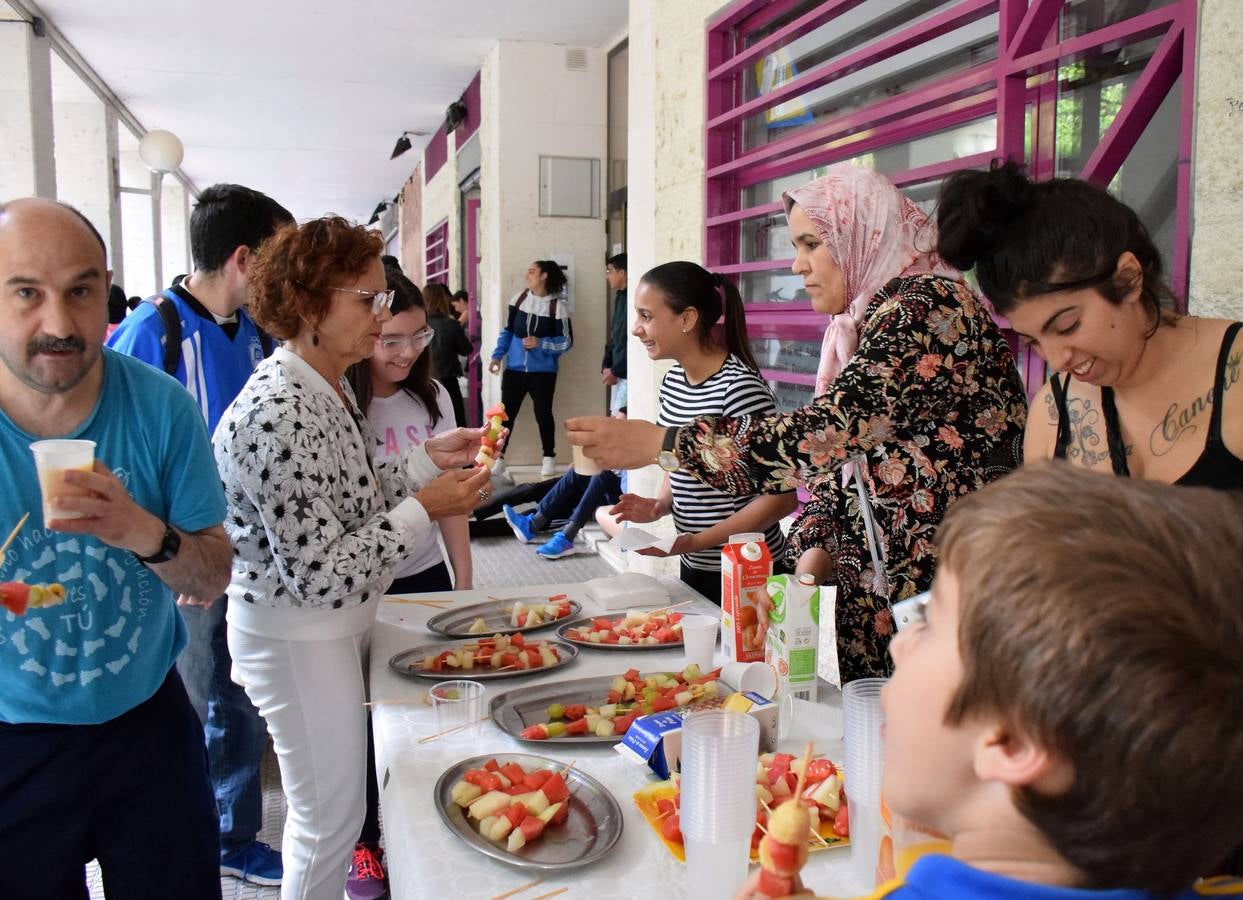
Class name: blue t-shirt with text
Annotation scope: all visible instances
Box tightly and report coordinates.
[0,349,226,724]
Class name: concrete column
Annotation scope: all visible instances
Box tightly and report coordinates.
[103,107,123,285]
[1189,0,1243,319]
[0,13,56,199]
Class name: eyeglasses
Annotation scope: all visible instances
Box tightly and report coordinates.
[377,327,435,352]
[320,285,395,314]
[891,591,930,633]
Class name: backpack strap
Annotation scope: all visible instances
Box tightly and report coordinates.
[144,293,183,375]
[513,289,530,309]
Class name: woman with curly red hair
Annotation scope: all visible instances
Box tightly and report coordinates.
[212,216,497,900]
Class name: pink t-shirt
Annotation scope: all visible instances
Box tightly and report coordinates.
[368,382,456,578]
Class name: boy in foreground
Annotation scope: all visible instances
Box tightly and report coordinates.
[741,464,1243,898]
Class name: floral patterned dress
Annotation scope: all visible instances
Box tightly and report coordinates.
[673,274,1027,680]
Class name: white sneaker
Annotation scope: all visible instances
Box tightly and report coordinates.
[541,456,557,477]
[491,459,512,482]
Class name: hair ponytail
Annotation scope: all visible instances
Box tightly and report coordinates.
[640,262,757,368]
[717,274,759,371]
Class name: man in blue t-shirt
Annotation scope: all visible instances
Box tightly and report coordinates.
[107,183,292,886]
[0,199,232,897]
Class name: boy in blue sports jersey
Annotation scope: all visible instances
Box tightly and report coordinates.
[0,198,233,897]
[107,182,292,886]
[738,464,1243,899]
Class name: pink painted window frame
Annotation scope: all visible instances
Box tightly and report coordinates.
[425,218,450,286]
[705,0,1198,400]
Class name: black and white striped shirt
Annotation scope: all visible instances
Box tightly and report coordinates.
[657,355,788,570]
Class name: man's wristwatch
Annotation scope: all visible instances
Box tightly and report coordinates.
[133,523,181,565]
[655,426,682,473]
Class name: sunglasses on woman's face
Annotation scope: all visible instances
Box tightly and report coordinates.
[377,327,434,352]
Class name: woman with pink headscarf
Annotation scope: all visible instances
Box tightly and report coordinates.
[568,165,1026,680]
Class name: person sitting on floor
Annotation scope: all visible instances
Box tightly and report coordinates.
[737,464,1243,899]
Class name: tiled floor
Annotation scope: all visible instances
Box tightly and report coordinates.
[86,530,618,899]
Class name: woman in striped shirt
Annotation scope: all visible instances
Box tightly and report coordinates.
[608,261,797,604]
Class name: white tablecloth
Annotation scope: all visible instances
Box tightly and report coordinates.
[369,578,869,899]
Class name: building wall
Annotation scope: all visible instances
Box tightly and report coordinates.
[398,163,424,285]
[623,0,724,576]
[422,134,459,288]
[477,40,609,466]
[1190,0,1243,320]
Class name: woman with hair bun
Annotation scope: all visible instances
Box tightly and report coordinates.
[568,166,1027,681]
[938,160,1243,489]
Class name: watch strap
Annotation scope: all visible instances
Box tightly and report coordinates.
[133,523,181,565]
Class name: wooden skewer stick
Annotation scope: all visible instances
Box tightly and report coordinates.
[0,512,29,557]
[416,715,488,744]
[491,878,544,900]
[530,889,568,900]
[793,741,816,799]
[647,600,696,615]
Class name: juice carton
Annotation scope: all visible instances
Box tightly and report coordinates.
[721,533,771,663]
[764,573,820,703]
[615,691,778,778]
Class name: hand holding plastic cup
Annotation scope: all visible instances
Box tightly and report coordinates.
[680,615,717,673]
[571,442,603,477]
[429,679,485,743]
[30,440,96,525]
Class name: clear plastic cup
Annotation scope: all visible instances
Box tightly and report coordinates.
[684,834,751,899]
[429,679,485,743]
[30,439,95,524]
[842,678,886,808]
[680,615,717,673]
[680,710,760,898]
[720,660,777,698]
[571,443,603,477]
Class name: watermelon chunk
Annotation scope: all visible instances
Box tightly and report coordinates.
[541,773,569,805]
[0,582,30,616]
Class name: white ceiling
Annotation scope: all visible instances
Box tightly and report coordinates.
[30,0,628,221]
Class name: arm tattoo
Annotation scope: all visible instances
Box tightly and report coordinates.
[1065,398,1110,467]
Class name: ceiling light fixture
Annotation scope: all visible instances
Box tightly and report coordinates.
[390,130,427,160]
[367,201,390,226]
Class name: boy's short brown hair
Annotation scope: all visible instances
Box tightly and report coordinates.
[936,463,1243,891]
[247,216,383,340]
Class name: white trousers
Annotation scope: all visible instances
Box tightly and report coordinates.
[228,625,370,900]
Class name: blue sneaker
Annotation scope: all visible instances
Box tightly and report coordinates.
[220,840,283,886]
[503,504,537,543]
[536,532,580,559]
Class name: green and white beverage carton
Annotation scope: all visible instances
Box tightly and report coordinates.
[764,573,820,703]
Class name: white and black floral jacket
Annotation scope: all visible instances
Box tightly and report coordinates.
[213,349,436,624]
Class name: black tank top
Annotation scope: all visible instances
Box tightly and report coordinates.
[1051,322,1243,489]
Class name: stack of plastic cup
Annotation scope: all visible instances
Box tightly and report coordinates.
[679,710,759,899]
[842,677,887,889]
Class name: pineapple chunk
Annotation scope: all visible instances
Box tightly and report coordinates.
[809,774,840,812]
[598,704,617,719]
[523,790,551,816]
[527,610,543,627]
[468,790,512,821]
[539,647,558,667]
[756,783,774,806]
[537,802,563,823]
[451,780,483,807]
[506,828,527,853]
[588,632,603,643]
[488,816,514,842]
[468,617,488,634]
[510,602,526,627]
[478,814,498,835]
[594,719,615,737]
